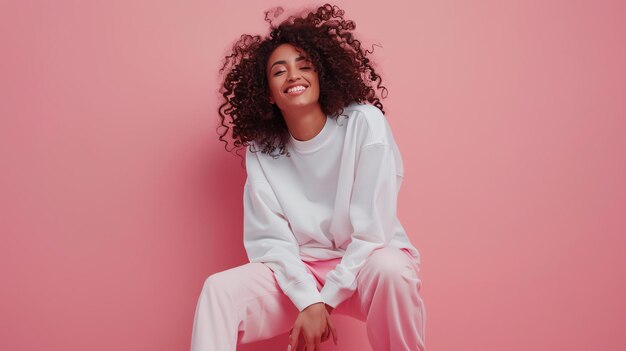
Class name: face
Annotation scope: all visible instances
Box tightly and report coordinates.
[266,43,321,112]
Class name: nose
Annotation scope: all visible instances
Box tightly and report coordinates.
[287,69,301,82]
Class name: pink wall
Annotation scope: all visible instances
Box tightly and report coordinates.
[1,0,625,350]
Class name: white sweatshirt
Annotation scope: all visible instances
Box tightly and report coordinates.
[243,102,421,311]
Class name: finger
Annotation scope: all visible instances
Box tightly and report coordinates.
[324,324,332,342]
[303,334,316,351]
[290,326,300,351]
[303,333,315,351]
[327,317,338,345]
[314,336,321,351]
[321,327,329,342]
[297,333,306,351]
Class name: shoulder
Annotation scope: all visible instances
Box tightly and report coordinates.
[342,101,384,121]
[341,102,392,146]
[245,143,267,182]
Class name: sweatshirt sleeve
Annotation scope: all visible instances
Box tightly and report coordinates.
[243,178,325,311]
[319,142,402,308]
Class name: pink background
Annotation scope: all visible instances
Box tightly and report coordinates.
[1,0,625,350]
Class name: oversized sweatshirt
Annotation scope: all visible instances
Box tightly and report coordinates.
[243,102,421,311]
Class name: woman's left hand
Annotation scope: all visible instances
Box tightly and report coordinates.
[321,304,334,342]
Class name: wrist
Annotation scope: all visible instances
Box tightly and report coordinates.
[303,302,324,311]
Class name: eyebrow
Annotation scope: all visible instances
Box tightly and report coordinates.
[269,56,308,70]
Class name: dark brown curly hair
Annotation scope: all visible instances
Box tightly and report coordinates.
[217,3,388,160]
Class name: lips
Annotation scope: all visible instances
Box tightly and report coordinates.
[284,84,309,94]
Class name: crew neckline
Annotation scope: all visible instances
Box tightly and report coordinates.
[289,115,333,154]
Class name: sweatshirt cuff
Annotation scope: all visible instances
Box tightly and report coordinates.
[320,279,354,309]
[285,279,325,311]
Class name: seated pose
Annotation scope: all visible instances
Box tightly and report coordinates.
[191,4,426,351]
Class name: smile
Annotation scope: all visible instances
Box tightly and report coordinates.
[285,85,308,95]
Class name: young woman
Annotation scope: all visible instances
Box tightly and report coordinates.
[191,4,426,351]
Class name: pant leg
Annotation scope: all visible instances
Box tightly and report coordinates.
[190,262,299,351]
[335,247,427,351]
[190,248,426,350]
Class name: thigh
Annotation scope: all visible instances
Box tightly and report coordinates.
[333,247,421,320]
[204,262,299,344]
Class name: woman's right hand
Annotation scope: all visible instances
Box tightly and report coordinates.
[288,302,337,351]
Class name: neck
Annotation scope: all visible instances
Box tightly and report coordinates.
[281,104,327,141]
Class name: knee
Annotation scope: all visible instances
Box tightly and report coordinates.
[364,248,419,286]
[201,271,230,296]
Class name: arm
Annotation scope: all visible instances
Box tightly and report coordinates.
[320,141,402,308]
[245,178,338,349]
[243,179,325,311]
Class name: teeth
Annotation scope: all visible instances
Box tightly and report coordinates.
[287,86,306,93]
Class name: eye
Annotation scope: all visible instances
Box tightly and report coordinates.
[273,70,286,76]
[300,66,312,70]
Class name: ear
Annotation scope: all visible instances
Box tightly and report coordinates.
[269,95,275,104]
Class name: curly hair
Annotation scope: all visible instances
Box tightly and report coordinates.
[217,3,388,160]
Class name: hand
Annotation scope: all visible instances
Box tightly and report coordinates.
[321,304,334,342]
[289,304,337,351]
[288,302,337,351]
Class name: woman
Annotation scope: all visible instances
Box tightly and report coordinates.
[191,4,426,351]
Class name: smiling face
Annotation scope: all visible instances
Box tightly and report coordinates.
[266,43,321,113]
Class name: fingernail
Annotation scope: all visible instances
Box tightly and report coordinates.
[287,345,292,351]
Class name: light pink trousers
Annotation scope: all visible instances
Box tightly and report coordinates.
[190,247,426,351]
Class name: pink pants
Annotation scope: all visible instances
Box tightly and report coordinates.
[190,247,426,350]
